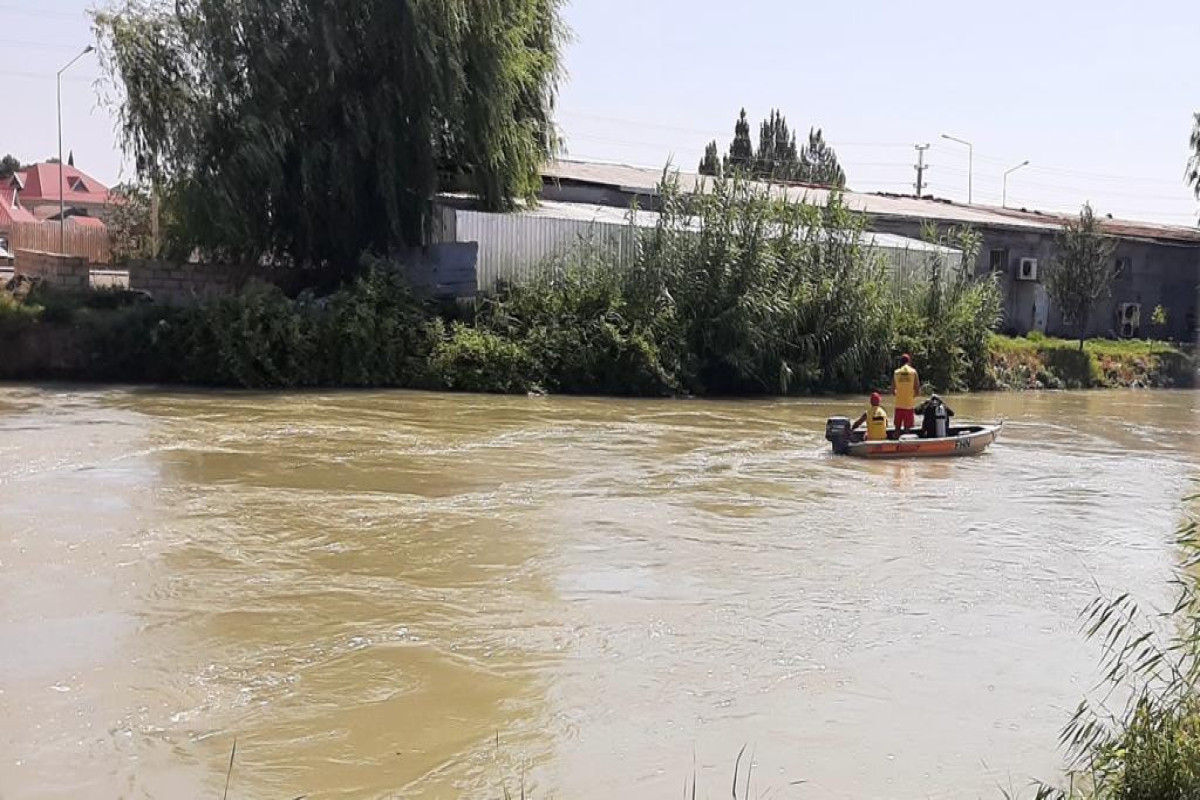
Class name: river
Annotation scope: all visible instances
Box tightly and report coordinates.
[0,387,1195,799]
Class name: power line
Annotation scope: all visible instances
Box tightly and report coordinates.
[0,69,99,83]
[0,5,82,20]
[0,39,91,52]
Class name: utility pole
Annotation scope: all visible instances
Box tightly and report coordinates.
[57,44,94,255]
[913,144,930,197]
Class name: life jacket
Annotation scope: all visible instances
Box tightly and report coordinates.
[894,365,918,410]
[867,406,888,441]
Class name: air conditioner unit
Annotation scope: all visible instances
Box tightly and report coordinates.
[1017,258,1039,281]
[1118,303,1141,339]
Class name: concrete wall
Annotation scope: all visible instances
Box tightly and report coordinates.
[14,249,90,289]
[126,261,245,305]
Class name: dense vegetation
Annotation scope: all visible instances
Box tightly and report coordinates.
[0,176,1009,395]
[93,0,566,266]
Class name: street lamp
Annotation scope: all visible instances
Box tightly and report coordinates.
[940,134,973,204]
[58,44,94,255]
[1002,160,1030,209]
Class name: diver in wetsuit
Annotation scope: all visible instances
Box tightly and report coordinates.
[916,395,954,439]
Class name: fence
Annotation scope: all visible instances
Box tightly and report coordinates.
[10,222,112,264]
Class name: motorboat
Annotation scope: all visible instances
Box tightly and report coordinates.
[824,416,1003,459]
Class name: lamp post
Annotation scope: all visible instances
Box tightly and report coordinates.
[940,134,973,204]
[58,44,94,255]
[1002,160,1031,209]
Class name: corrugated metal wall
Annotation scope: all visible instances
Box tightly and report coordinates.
[448,208,638,291]
[438,205,963,294]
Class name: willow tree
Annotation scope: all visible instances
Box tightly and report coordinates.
[93,0,566,267]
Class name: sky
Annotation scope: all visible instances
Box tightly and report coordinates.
[4,0,1198,224]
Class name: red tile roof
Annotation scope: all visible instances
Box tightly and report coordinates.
[67,215,107,230]
[0,185,39,227]
[15,162,111,206]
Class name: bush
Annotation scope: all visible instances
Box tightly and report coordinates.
[893,225,1003,393]
[427,322,538,393]
[1041,346,1101,389]
[310,264,439,387]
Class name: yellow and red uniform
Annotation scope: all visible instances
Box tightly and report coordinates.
[893,362,919,429]
[866,405,889,441]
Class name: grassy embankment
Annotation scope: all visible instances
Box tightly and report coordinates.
[990,333,1196,390]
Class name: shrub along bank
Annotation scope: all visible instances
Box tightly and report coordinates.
[4,175,1186,395]
[0,177,1008,395]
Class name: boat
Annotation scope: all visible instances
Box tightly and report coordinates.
[824,416,1003,459]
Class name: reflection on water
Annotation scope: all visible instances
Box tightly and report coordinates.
[0,387,1195,799]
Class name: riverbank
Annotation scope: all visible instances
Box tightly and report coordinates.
[0,282,1194,393]
[989,334,1197,390]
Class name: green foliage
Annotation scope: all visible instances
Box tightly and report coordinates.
[102,182,155,263]
[474,249,679,396]
[0,290,41,336]
[174,282,316,388]
[631,173,894,394]
[310,263,438,386]
[753,109,800,180]
[988,334,1194,389]
[427,322,537,394]
[93,0,567,266]
[1029,494,1200,800]
[894,225,1003,392]
[798,128,846,188]
[0,154,20,182]
[699,141,722,177]
[1044,204,1117,348]
[1189,112,1199,203]
[711,110,846,187]
[1152,304,1168,328]
[726,109,754,172]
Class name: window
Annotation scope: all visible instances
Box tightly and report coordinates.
[989,248,1008,273]
[1114,256,1132,278]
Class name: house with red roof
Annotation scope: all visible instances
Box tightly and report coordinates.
[0,161,112,260]
[11,161,112,222]
[0,177,40,259]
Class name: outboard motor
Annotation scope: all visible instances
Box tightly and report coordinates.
[825,416,852,455]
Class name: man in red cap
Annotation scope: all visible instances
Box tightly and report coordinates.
[851,391,889,441]
[892,354,920,433]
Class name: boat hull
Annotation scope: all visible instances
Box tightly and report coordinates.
[842,423,1003,459]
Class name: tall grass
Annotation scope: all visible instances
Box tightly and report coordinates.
[464,171,1003,396]
[1024,491,1200,799]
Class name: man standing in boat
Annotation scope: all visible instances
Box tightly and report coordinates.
[893,354,919,433]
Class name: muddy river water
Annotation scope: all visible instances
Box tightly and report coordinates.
[0,387,1196,799]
